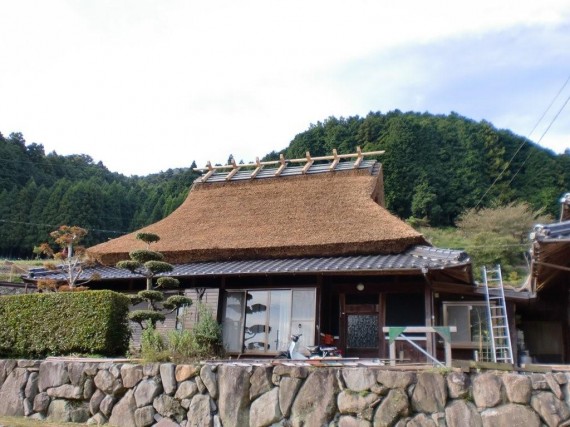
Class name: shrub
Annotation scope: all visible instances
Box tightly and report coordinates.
[154,303,222,363]
[166,329,195,362]
[140,322,170,362]
[0,290,130,358]
[189,303,222,358]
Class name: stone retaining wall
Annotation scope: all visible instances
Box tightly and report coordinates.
[1,359,570,426]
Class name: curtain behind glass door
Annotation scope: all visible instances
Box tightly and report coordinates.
[222,292,245,353]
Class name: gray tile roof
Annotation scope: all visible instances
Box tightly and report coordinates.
[530,220,570,242]
[26,245,469,282]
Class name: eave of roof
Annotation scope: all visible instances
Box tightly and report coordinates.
[529,220,570,291]
[26,245,470,282]
[531,221,570,242]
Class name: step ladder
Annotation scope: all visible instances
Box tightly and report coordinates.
[482,265,514,364]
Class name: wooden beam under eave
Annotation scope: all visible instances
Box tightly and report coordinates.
[430,280,534,302]
[534,260,570,273]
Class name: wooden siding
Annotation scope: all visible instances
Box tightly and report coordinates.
[181,288,219,331]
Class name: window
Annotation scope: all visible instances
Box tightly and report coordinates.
[443,302,491,348]
[222,289,316,354]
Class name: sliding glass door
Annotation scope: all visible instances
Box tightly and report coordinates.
[222,289,316,355]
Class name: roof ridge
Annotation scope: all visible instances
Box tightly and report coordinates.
[193,147,385,183]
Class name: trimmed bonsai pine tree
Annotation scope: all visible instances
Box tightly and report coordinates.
[34,225,100,291]
[116,232,192,329]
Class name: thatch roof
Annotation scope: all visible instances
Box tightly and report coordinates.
[88,163,427,265]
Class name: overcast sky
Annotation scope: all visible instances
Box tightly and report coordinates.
[1,1,569,176]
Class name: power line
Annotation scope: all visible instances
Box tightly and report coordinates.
[474,74,570,209]
[0,219,129,236]
[507,93,570,187]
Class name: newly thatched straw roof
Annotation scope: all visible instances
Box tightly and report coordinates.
[88,164,427,265]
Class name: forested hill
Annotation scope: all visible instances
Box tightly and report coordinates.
[0,131,200,257]
[267,111,570,224]
[1,110,569,258]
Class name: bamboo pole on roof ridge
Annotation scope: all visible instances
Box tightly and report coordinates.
[193,147,387,182]
[193,147,385,172]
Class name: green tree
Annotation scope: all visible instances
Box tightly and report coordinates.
[457,202,553,280]
[116,233,192,330]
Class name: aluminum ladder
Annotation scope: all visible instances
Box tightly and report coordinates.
[482,265,514,364]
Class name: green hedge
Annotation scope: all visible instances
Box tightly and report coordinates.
[0,290,131,358]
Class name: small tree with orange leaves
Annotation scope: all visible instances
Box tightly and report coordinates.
[33,225,100,291]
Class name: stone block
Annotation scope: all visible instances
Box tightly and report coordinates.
[100,394,117,418]
[279,376,303,417]
[89,389,105,415]
[337,390,379,415]
[175,364,199,382]
[188,394,213,427]
[338,415,372,427]
[250,387,281,427]
[445,399,482,427]
[39,361,68,392]
[546,373,563,400]
[174,380,198,400]
[109,389,137,427]
[153,394,185,423]
[377,370,416,389]
[472,373,502,409]
[135,378,163,408]
[33,391,51,413]
[250,366,273,400]
[373,388,409,427]
[411,372,447,413]
[446,371,470,399]
[134,405,156,427]
[0,367,28,416]
[291,369,340,427]
[47,384,83,399]
[481,403,539,427]
[200,364,218,398]
[502,374,531,404]
[160,363,177,395]
[122,364,144,389]
[408,412,437,427]
[273,365,309,379]
[531,391,570,427]
[342,368,377,392]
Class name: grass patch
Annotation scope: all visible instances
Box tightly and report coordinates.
[0,416,86,426]
[0,260,44,283]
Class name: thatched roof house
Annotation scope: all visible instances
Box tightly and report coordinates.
[25,150,485,362]
[88,160,426,265]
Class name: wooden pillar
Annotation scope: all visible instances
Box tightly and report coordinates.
[507,301,518,365]
[339,293,346,354]
[216,276,226,324]
[315,275,323,344]
[424,282,435,359]
[379,292,386,358]
[565,289,570,363]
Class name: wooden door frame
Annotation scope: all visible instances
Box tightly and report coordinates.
[339,292,386,358]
